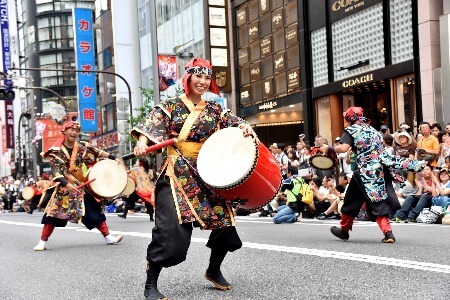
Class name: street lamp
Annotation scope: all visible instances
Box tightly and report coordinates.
[9,66,134,125]
[18,85,69,117]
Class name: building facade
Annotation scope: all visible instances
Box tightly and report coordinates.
[232,0,450,146]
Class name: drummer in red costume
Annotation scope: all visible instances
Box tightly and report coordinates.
[132,58,256,300]
[33,121,124,251]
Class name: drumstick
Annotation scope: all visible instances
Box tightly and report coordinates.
[122,138,177,160]
[75,178,96,189]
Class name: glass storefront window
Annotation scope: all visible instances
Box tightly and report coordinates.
[311,27,328,87]
[390,0,413,64]
[332,3,385,81]
[317,96,331,143]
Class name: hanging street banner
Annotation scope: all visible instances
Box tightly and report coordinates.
[73,8,98,132]
[0,2,14,148]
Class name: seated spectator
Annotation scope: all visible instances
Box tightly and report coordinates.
[431,167,450,208]
[383,134,395,156]
[273,167,312,224]
[430,122,442,138]
[315,172,350,220]
[394,165,436,223]
[309,177,338,216]
[437,131,450,167]
[394,178,417,206]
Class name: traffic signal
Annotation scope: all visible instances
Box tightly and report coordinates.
[0,88,15,100]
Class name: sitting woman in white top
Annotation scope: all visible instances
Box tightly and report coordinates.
[431,167,450,208]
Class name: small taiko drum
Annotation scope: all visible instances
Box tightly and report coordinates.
[197,127,282,209]
[87,159,128,198]
[122,177,136,196]
[21,187,35,200]
[309,147,338,170]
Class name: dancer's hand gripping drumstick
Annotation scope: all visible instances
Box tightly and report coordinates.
[122,138,177,160]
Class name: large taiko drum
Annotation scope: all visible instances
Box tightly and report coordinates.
[22,187,35,200]
[309,147,338,170]
[87,160,128,199]
[197,127,281,209]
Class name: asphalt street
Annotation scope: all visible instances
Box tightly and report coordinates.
[1,212,449,300]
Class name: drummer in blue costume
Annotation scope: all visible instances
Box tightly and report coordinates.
[131,58,257,300]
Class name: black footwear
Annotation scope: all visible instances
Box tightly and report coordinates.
[381,231,396,243]
[117,214,126,219]
[315,213,327,220]
[330,226,349,240]
[328,214,340,220]
[205,270,232,290]
[144,260,166,300]
[405,218,415,223]
[144,284,167,300]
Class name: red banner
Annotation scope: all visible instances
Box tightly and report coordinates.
[90,130,119,150]
[158,55,178,82]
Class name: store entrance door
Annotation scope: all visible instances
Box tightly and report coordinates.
[351,82,390,130]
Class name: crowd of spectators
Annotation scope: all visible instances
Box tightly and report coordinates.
[0,174,52,213]
[261,120,450,224]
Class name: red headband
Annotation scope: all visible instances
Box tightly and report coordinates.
[62,121,81,133]
[182,58,220,96]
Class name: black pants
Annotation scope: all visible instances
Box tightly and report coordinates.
[42,192,106,229]
[341,167,400,219]
[147,179,242,268]
[124,191,138,210]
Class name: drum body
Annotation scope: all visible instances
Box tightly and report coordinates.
[122,177,136,196]
[309,147,338,170]
[197,127,281,209]
[88,160,128,198]
[21,187,35,200]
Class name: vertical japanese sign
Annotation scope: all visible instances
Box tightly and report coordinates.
[5,101,13,148]
[1,2,14,148]
[73,8,98,132]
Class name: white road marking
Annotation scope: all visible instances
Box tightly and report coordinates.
[2,219,450,274]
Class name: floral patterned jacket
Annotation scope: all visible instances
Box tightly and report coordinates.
[131,94,247,229]
[42,141,104,223]
[345,123,426,202]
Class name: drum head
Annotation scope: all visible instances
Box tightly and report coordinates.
[88,160,128,198]
[310,156,334,170]
[122,178,136,196]
[197,127,257,189]
[22,187,35,200]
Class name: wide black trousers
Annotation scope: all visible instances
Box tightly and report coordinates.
[341,166,400,219]
[147,178,242,268]
[41,192,106,229]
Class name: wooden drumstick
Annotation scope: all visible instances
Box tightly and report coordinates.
[75,178,96,189]
[122,138,177,160]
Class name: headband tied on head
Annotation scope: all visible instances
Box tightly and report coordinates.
[343,106,368,124]
[61,121,81,133]
[182,58,220,96]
